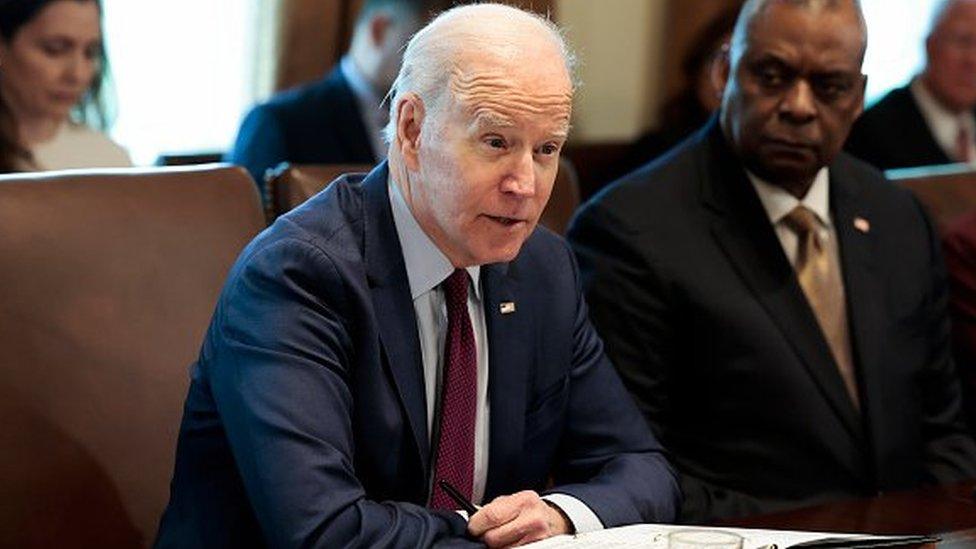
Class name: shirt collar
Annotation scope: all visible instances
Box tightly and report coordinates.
[388,175,481,300]
[911,77,975,146]
[747,167,832,228]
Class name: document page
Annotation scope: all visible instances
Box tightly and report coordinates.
[523,523,900,548]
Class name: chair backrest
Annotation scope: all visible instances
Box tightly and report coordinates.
[265,158,582,234]
[265,162,372,222]
[0,165,265,547]
[541,157,582,235]
[888,163,976,234]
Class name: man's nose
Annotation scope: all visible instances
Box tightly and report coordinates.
[501,150,536,197]
[780,80,817,123]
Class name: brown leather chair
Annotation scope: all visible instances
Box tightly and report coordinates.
[265,162,372,222]
[541,157,581,234]
[0,165,265,547]
[888,163,976,235]
[265,158,582,234]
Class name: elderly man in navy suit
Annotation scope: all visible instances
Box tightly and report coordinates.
[571,0,976,524]
[156,4,679,548]
[227,0,450,193]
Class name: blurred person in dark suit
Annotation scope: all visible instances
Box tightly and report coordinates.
[227,0,448,194]
[845,0,976,170]
[570,0,976,523]
[0,0,129,172]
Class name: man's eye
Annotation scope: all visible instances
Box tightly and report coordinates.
[758,69,784,87]
[486,137,506,149]
[537,143,560,156]
[813,79,852,102]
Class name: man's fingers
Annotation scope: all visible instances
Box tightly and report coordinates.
[467,493,523,536]
[481,509,550,548]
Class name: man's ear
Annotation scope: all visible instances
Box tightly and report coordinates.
[711,44,732,101]
[396,94,425,172]
[369,13,392,48]
[855,73,868,118]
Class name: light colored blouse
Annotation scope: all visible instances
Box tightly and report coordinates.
[29,123,131,171]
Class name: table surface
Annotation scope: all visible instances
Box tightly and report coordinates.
[720,481,976,547]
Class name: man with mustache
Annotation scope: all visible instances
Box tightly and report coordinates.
[570,0,976,523]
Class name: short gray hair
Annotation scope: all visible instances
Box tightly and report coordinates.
[382,2,577,145]
[729,0,867,64]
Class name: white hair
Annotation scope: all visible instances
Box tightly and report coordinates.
[381,2,577,145]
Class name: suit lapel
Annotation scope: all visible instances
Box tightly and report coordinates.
[361,164,430,481]
[830,159,887,453]
[481,261,531,501]
[700,123,864,441]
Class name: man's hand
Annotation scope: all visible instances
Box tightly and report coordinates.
[467,490,573,548]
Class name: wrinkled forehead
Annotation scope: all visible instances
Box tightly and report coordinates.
[446,50,574,134]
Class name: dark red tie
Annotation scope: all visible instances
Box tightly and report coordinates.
[429,268,478,509]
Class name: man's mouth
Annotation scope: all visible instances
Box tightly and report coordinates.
[485,215,526,227]
[765,137,816,150]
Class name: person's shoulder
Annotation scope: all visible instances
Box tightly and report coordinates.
[832,151,920,211]
[261,68,347,114]
[273,172,368,245]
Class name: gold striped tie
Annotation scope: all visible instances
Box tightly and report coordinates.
[783,206,860,409]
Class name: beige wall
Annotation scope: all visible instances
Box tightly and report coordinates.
[556,0,668,143]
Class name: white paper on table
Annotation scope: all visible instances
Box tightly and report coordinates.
[523,523,891,548]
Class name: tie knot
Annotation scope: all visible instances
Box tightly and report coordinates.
[443,268,469,306]
[783,206,820,236]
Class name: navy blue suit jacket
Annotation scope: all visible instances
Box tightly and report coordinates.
[155,163,680,548]
[227,66,377,195]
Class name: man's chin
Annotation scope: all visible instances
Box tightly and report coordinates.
[755,159,820,185]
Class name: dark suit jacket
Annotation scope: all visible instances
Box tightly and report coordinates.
[155,163,680,548]
[844,84,969,171]
[227,65,377,195]
[569,119,976,523]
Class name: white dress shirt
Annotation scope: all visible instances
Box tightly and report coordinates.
[387,178,603,533]
[911,77,976,164]
[340,56,389,162]
[748,167,839,268]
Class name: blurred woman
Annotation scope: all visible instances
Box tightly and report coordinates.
[0,0,129,172]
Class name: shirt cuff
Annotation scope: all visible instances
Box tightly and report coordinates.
[541,493,604,534]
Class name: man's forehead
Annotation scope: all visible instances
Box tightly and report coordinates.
[448,62,573,132]
[741,6,864,68]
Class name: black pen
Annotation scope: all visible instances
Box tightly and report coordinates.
[438,480,479,515]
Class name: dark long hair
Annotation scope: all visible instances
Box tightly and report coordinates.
[0,0,111,172]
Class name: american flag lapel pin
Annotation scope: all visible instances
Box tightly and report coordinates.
[853,217,870,233]
[499,301,516,314]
